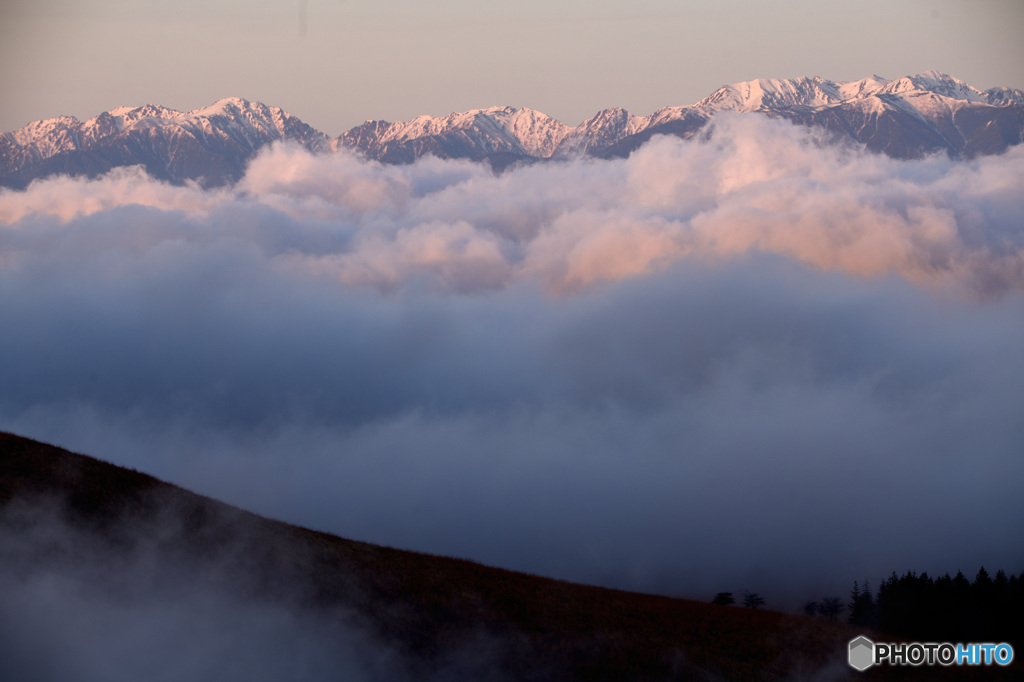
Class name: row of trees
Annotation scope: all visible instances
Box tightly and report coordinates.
[712,591,764,609]
[803,596,846,622]
[713,567,1023,644]
[854,567,1023,642]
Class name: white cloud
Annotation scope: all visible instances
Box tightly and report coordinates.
[1,117,1022,605]
[4,115,1022,296]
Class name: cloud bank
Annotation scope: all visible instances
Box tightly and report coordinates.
[1,114,1022,607]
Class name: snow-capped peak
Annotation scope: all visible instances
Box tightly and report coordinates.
[78,104,182,138]
[835,75,891,100]
[694,71,1001,114]
[879,71,988,102]
[187,97,254,118]
[104,103,180,121]
[353,106,574,158]
[695,76,843,112]
[8,115,81,147]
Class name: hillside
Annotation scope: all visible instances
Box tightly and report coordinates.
[0,431,1009,680]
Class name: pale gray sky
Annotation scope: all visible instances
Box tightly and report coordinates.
[2,0,1023,135]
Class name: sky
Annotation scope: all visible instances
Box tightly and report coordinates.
[2,0,1024,134]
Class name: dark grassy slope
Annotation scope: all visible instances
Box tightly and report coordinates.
[0,431,1010,680]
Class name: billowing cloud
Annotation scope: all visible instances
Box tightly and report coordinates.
[1,114,1022,609]
[5,113,1024,296]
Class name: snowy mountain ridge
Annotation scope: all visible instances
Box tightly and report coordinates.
[337,71,1023,162]
[3,72,1022,188]
[1,97,329,188]
[8,98,330,158]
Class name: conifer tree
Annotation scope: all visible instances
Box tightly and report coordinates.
[711,592,735,606]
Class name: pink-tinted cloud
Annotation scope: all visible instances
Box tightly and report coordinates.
[4,114,1021,296]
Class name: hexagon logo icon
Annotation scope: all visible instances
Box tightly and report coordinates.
[848,636,874,671]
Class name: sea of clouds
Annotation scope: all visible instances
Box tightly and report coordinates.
[2,113,1023,609]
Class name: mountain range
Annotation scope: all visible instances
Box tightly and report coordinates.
[2,71,1023,189]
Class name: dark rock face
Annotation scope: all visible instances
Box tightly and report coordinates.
[597,111,710,159]
[777,98,1024,160]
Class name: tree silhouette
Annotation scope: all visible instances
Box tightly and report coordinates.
[742,591,765,609]
[971,567,996,639]
[819,596,843,623]
[711,592,735,606]
[847,580,875,627]
[805,566,1024,643]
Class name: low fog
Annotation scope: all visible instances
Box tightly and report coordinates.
[2,113,1022,608]
[0,495,446,682]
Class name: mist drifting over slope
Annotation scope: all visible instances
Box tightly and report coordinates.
[1,114,1022,604]
[0,501,402,682]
